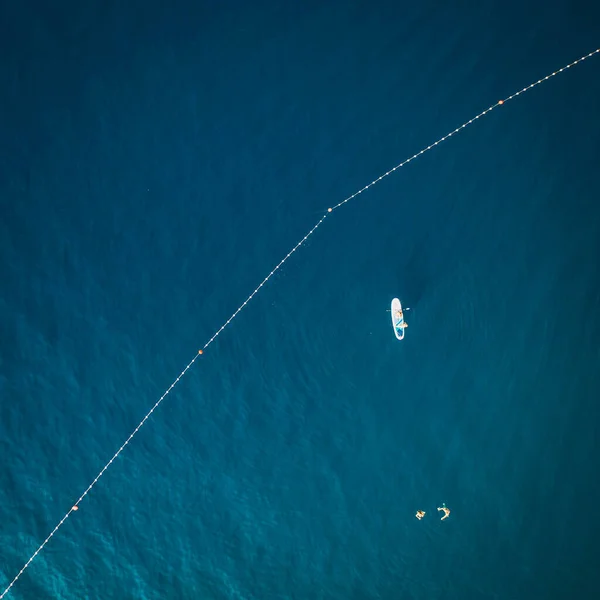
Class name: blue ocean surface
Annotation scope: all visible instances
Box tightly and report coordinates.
[1,1,600,598]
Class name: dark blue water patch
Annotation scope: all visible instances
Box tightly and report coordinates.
[1,1,600,599]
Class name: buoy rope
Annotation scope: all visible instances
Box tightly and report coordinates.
[2,47,598,599]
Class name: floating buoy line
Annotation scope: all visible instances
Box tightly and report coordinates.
[2,47,598,599]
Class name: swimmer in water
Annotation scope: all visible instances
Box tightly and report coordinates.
[415,510,425,520]
[437,503,450,521]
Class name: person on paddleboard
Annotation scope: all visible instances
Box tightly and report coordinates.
[395,310,408,328]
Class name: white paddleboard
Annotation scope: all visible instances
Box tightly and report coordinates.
[391,298,406,340]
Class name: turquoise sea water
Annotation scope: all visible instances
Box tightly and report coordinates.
[1,1,600,598]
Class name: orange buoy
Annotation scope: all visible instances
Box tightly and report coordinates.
[72,506,79,511]
[198,349,204,355]
[498,100,504,105]
[327,208,332,213]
